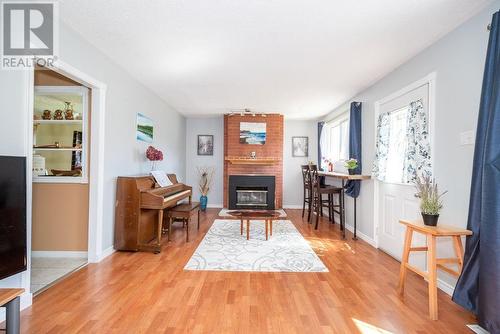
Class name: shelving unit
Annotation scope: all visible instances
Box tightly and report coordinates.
[33,86,89,184]
[33,148,83,151]
[34,120,83,124]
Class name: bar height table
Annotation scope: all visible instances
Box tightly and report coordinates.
[317,171,371,239]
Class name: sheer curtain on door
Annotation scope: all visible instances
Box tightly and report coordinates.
[373,99,432,183]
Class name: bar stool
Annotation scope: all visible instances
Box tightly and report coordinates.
[301,164,314,221]
[310,166,344,229]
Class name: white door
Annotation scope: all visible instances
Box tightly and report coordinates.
[376,84,430,270]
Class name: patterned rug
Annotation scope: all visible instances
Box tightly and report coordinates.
[184,219,328,272]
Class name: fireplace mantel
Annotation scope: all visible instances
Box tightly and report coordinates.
[225,156,281,165]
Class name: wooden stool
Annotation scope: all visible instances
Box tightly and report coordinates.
[166,202,200,242]
[397,219,472,320]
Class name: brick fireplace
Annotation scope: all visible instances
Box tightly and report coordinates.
[223,114,284,208]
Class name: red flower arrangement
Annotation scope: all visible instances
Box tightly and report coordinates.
[146,146,163,161]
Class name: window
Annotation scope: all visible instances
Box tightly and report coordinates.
[320,113,349,169]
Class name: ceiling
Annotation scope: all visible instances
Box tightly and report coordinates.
[59,0,492,119]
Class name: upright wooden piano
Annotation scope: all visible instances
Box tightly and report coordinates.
[114,174,192,253]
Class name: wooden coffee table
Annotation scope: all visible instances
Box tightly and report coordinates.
[226,210,282,240]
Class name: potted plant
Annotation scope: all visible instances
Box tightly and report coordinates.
[197,166,215,211]
[146,146,163,171]
[344,158,359,175]
[414,175,447,226]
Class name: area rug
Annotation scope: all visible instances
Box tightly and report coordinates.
[184,219,328,272]
[218,208,287,218]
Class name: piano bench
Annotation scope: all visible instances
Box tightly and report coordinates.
[166,202,201,242]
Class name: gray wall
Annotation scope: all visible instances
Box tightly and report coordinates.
[283,120,318,207]
[0,22,186,301]
[322,2,499,286]
[185,117,224,206]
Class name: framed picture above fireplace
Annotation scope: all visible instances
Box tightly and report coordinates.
[240,122,266,145]
[292,136,309,157]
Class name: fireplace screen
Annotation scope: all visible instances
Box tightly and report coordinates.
[236,187,268,207]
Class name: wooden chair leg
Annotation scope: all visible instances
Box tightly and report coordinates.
[265,219,268,240]
[398,227,413,295]
[452,236,465,273]
[246,220,250,240]
[427,235,438,320]
[319,194,324,217]
[315,195,320,230]
[270,220,273,236]
[197,209,200,230]
[186,218,190,242]
[240,218,243,235]
[167,217,172,241]
[302,189,306,218]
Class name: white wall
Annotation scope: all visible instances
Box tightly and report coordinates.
[322,2,499,287]
[185,117,224,207]
[283,120,318,208]
[0,22,186,312]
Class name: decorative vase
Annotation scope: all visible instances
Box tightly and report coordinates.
[64,102,74,120]
[150,160,157,171]
[200,195,208,211]
[348,169,355,175]
[422,213,439,226]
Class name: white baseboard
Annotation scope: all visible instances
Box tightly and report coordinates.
[283,205,303,209]
[344,224,377,247]
[95,246,115,262]
[437,278,455,296]
[32,251,88,258]
[207,204,223,208]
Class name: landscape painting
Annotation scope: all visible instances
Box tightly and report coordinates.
[239,122,266,145]
[136,113,154,143]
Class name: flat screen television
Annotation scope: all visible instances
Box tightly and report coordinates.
[0,156,27,280]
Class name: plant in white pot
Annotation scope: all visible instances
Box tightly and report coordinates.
[414,175,447,226]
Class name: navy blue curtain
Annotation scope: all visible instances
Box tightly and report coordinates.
[345,102,362,198]
[452,11,500,334]
[317,121,326,186]
[317,121,325,168]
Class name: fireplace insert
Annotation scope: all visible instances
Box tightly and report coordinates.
[228,175,275,210]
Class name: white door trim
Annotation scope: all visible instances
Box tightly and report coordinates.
[27,60,107,265]
[373,72,436,248]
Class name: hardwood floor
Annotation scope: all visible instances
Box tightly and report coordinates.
[19,209,475,333]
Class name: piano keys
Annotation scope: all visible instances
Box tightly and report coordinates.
[114,174,192,253]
